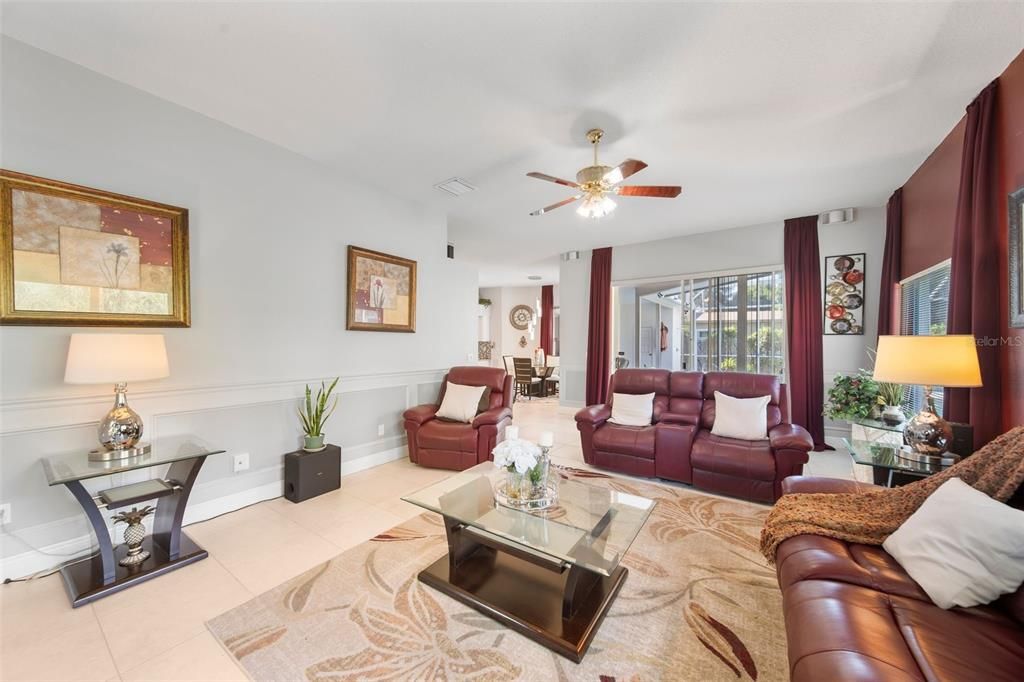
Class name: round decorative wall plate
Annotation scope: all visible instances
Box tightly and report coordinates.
[509,304,534,330]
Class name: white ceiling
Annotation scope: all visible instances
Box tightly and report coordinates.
[3,2,1022,287]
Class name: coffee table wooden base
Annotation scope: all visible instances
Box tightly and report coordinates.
[417,539,627,662]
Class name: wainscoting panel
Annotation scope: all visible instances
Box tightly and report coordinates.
[417,381,442,405]
[0,369,444,579]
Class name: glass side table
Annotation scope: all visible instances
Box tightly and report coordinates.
[843,437,957,488]
[41,437,224,607]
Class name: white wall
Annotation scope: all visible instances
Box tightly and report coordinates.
[559,208,886,421]
[559,253,591,406]
[0,39,478,576]
[819,207,886,438]
[478,285,561,366]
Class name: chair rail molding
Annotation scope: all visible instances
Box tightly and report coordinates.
[0,368,449,435]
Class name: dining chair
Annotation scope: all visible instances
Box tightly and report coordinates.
[512,357,541,400]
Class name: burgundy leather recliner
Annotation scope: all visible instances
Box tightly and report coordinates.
[575,369,813,503]
[774,476,1024,681]
[403,366,513,470]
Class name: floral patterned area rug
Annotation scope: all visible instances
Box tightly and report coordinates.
[206,468,787,681]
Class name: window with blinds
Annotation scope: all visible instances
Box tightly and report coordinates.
[898,260,951,413]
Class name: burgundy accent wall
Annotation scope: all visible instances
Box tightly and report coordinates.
[996,52,1024,431]
[898,49,1024,434]
[901,119,964,277]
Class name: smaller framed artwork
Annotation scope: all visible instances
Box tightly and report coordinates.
[346,245,417,333]
[0,170,190,326]
[1009,186,1024,328]
[824,252,865,335]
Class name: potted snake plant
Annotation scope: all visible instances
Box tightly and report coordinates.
[298,377,339,451]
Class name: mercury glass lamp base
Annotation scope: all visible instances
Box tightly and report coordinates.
[89,443,152,462]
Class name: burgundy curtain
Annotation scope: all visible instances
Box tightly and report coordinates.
[586,247,613,405]
[784,215,831,451]
[945,80,1001,447]
[877,188,903,336]
[540,284,554,356]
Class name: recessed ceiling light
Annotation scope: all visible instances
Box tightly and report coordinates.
[527,275,542,281]
[433,177,476,197]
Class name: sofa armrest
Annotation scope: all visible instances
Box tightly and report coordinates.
[403,404,439,425]
[769,423,813,452]
[659,412,699,426]
[473,406,512,428]
[575,404,611,427]
[781,476,882,496]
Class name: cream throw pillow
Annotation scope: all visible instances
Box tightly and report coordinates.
[608,392,655,427]
[882,477,1024,609]
[710,391,770,440]
[436,382,487,423]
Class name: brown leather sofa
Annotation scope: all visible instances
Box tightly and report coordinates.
[403,366,513,470]
[575,369,813,502]
[775,477,1024,681]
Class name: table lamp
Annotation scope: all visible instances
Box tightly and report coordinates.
[872,335,981,462]
[65,333,170,461]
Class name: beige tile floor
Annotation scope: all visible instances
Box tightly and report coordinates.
[0,395,860,681]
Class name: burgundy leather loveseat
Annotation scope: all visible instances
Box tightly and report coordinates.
[775,476,1024,681]
[575,369,813,502]
[403,366,513,470]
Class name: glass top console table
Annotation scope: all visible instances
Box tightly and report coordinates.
[41,437,224,607]
[843,437,956,487]
[403,461,656,661]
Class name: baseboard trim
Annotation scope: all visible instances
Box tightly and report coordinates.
[0,445,409,581]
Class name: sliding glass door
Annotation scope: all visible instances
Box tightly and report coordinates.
[681,270,785,378]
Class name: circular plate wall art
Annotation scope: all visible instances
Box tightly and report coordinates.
[823,252,865,335]
[509,304,534,330]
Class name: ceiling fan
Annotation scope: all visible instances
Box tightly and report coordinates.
[527,128,682,218]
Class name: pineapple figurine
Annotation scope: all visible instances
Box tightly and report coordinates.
[111,505,156,567]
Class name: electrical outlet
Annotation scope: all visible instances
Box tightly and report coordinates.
[0,503,11,526]
[467,352,476,361]
[377,423,386,437]
[232,452,250,473]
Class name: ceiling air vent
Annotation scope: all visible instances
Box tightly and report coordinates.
[434,177,476,197]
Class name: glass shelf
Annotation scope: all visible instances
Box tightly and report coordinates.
[41,437,225,486]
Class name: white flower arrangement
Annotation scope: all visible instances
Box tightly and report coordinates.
[491,438,542,474]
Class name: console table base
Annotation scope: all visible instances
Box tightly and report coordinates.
[417,545,627,662]
[59,533,207,608]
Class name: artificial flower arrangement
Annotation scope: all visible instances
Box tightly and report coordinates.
[491,432,555,508]
[491,437,542,475]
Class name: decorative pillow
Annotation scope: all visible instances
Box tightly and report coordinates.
[608,392,655,427]
[436,382,487,424]
[883,477,1024,609]
[710,391,770,440]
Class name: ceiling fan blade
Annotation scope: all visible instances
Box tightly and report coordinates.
[615,185,682,198]
[530,195,582,216]
[603,159,648,184]
[526,172,580,188]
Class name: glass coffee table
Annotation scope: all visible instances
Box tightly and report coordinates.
[403,461,656,662]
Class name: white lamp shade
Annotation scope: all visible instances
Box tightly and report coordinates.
[65,334,170,384]
[872,335,982,388]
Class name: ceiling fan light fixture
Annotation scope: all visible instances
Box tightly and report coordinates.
[576,194,616,219]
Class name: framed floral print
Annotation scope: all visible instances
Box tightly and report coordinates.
[346,245,417,332]
[0,170,190,326]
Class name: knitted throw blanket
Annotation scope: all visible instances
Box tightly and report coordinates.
[760,425,1024,564]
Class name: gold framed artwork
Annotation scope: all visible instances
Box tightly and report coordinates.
[346,245,417,332]
[0,170,190,327]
